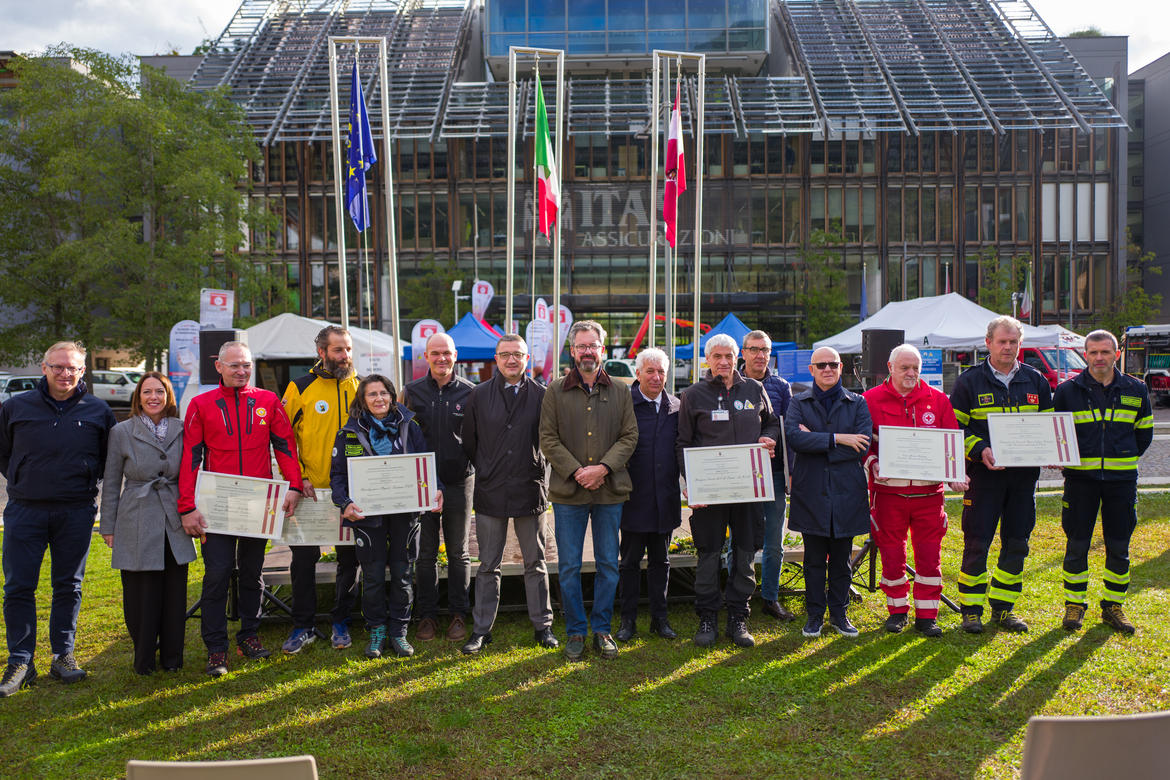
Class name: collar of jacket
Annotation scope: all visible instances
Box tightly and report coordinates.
[310,360,340,381]
[631,380,670,406]
[877,377,932,405]
[37,376,87,403]
[703,369,744,389]
[563,366,612,391]
[492,371,530,392]
[1072,366,1121,391]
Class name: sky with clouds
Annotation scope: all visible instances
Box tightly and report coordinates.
[4,0,1167,72]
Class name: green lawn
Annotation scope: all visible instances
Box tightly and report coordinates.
[1,494,1167,779]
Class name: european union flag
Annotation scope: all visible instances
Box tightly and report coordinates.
[346,61,376,232]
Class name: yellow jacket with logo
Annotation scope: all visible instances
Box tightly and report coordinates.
[282,363,360,488]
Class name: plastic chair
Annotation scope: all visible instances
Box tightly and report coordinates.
[126,754,318,780]
[1020,710,1170,780]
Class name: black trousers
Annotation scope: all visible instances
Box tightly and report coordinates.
[289,544,358,628]
[801,533,854,620]
[354,517,420,637]
[618,530,671,621]
[692,504,763,618]
[959,469,1038,614]
[1062,478,1138,606]
[121,543,188,674]
[200,533,267,653]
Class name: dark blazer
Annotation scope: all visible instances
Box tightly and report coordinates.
[620,382,682,534]
[462,373,548,518]
[100,416,196,570]
[785,384,872,538]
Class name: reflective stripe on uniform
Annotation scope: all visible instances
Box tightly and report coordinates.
[954,408,970,425]
[914,575,943,587]
[914,599,940,611]
[957,570,988,587]
[887,596,909,607]
[965,435,982,455]
[987,586,1021,604]
[882,576,908,587]
[991,567,1023,585]
[1136,415,1154,429]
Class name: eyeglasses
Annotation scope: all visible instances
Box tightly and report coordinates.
[46,364,84,376]
[364,390,393,399]
[572,343,603,353]
[496,351,527,360]
[222,362,252,371]
[742,346,769,355]
[812,361,841,370]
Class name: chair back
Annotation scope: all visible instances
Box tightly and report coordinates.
[126,754,318,780]
[1020,710,1170,780]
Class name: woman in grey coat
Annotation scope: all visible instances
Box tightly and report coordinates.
[100,372,194,674]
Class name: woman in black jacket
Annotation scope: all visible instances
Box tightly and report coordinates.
[331,374,442,660]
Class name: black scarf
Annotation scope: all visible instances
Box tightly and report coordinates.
[812,381,843,415]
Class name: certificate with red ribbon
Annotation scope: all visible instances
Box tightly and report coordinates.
[194,471,289,540]
[346,453,439,516]
[987,412,1080,468]
[683,443,775,506]
[877,425,966,483]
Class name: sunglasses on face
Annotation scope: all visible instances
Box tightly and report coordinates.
[813,361,841,370]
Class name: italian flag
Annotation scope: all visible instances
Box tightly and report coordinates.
[664,78,687,248]
[534,71,560,238]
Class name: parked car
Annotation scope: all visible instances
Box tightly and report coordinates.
[603,358,636,385]
[1018,346,1086,391]
[87,369,137,406]
[0,375,42,404]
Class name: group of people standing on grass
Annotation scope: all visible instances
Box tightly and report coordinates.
[0,313,1151,696]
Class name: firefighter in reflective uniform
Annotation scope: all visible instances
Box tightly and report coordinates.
[1053,329,1153,634]
[949,316,1052,634]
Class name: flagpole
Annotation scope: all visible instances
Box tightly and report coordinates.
[506,49,518,335]
[692,54,706,386]
[378,36,400,387]
[648,54,661,350]
[327,41,349,329]
[664,59,676,394]
[551,51,564,379]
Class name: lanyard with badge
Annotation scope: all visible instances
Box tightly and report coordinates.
[711,394,729,422]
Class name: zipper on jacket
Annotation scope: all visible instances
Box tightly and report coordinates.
[234,387,244,475]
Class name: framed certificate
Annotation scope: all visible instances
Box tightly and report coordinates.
[279,488,353,546]
[347,452,439,515]
[194,471,288,540]
[986,412,1081,468]
[683,443,775,506]
[877,426,965,483]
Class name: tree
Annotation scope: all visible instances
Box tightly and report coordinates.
[398,254,460,327]
[1067,27,1105,38]
[1096,231,1163,336]
[794,228,852,344]
[0,46,282,369]
[973,248,1031,315]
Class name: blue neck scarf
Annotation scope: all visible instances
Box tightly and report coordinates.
[812,381,843,414]
[364,409,403,456]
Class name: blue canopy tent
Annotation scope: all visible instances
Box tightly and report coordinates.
[673,313,754,359]
[403,313,501,360]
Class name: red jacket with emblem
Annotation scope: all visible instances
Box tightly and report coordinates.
[862,378,960,496]
[178,383,304,514]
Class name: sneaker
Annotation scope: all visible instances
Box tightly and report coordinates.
[1062,603,1086,631]
[727,615,755,648]
[564,634,586,662]
[205,652,228,678]
[593,633,619,659]
[991,609,1029,633]
[49,653,87,683]
[914,618,942,637]
[331,622,352,650]
[884,613,908,634]
[445,615,468,642]
[534,627,559,649]
[802,615,824,638]
[0,662,37,697]
[1101,603,1136,635]
[694,613,718,647]
[415,617,438,642]
[388,636,414,658]
[365,626,388,659]
[829,614,859,638]
[282,627,316,655]
[960,612,984,634]
[236,636,272,659]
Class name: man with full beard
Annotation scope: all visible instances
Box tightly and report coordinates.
[280,325,362,653]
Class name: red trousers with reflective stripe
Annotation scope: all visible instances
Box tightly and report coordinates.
[870,491,947,619]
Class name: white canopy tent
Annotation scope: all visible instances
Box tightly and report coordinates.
[814,293,1063,353]
[245,312,401,377]
[1031,324,1086,349]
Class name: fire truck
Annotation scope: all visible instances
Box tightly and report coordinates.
[1121,324,1170,405]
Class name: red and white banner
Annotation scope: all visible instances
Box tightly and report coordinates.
[526,319,551,381]
[471,279,494,321]
[663,78,687,248]
[411,319,444,380]
[534,71,559,237]
[200,288,234,329]
[544,304,574,381]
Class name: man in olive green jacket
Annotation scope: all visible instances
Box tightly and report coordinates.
[539,321,638,661]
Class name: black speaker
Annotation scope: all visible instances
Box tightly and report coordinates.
[861,329,905,378]
[199,329,248,385]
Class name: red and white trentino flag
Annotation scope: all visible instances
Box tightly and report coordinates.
[534,71,559,237]
[663,78,687,248]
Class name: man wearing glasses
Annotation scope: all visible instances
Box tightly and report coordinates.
[0,342,117,697]
[540,321,638,661]
[677,334,780,648]
[460,335,558,655]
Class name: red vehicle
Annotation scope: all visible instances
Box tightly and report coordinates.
[1121,324,1170,405]
[1018,346,1086,391]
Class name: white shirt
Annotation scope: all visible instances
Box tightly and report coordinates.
[643,391,662,413]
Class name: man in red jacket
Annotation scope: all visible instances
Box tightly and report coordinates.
[863,344,967,636]
[179,342,303,677]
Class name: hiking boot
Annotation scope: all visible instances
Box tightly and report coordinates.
[802,616,824,638]
[960,612,984,634]
[205,652,228,678]
[593,633,619,659]
[415,617,438,642]
[365,626,388,659]
[0,662,36,697]
[445,615,468,642]
[1101,603,1136,635]
[694,613,718,647]
[614,618,637,643]
[884,613,908,634]
[388,636,414,658]
[236,636,272,659]
[331,622,352,650]
[282,627,316,654]
[829,614,859,638]
[727,615,755,648]
[914,618,942,637]
[991,609,1029,633]
[49,653,87,683]
[564,634,586,661]
[461,633,491,655]
[1062,603,1086,631]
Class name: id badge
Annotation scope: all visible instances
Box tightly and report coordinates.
[711,409,729,422]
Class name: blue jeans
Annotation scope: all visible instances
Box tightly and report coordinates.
[2,500,96,666]
[760,473,788,602]
[553,502,621,637]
